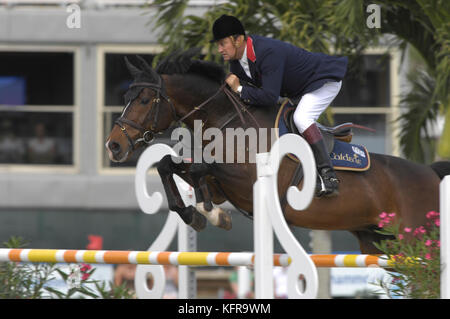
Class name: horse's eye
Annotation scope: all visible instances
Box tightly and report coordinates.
[141,98,150,105]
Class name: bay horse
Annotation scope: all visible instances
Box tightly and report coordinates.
[105,51,449,254]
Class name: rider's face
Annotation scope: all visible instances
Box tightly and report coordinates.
[217,37,239,61]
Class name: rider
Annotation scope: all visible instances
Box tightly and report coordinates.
[211,14,348,197]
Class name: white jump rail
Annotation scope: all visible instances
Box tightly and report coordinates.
[134,143,197,299]
[441,175,450,299]
[254,133,318,298]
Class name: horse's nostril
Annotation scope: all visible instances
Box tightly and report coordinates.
[108,141,121,154]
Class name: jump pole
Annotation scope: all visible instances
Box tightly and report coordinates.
[0,249,392,268]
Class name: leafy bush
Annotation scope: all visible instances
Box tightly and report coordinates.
[0,237,134,299]
[374,211,441,298]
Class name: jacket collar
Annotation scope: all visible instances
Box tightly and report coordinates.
[246,36,256,63]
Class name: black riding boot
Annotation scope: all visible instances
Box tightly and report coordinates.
[302,123,339,197]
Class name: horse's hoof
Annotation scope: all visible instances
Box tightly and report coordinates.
[196,203,232,230]
[189,209,207,232]
[217,211,232,231]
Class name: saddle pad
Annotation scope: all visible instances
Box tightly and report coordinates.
[331,140,370,171]
[274,100,370,172]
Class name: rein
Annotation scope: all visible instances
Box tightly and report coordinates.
[178,81,261,129]
[115,74,262,152]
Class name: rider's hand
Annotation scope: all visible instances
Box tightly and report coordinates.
[225,74,241,93]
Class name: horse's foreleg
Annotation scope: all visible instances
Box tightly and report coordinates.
[157,155,207,232]
[189,163,232,230]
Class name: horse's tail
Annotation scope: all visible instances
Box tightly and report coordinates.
[430,161,450,180]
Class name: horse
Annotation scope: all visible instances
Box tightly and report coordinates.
[105,51,450,254]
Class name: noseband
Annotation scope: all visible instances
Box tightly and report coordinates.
[114,74,176,151]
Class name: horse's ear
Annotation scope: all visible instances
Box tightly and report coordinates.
[135,55,160,82]
[124,56,141,78]
[135,55,152,73]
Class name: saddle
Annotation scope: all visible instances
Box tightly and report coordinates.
[274,99,373,172]
[284,106,353,153]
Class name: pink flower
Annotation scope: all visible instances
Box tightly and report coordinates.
[425,239,432,246]
[404,227,412,233]
[378,211,397,228]
[80,264,92,272]
[80,263,92,281]
[398,234,404,240]
[413,226,426,236]
[426,211,439,219]
[425,253,432,260]
[82,273,91,281]
[435,219,440,227]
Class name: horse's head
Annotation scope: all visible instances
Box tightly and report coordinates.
[105,56,176,162]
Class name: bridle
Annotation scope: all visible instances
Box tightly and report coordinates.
[115,73,261,152]
[114,74,176,151]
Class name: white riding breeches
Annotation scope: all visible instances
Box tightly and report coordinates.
[293,81,342,133]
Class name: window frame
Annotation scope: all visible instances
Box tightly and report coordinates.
[332,47,401,156]
[0,44,80,173]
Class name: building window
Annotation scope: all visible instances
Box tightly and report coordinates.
[331,52,398,155]
[0,51,76,166]
[333,54,390,108]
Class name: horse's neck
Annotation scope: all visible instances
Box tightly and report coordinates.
[173,85,234,130]
[166,74,274,131]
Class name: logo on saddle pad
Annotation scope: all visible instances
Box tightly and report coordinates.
[330,141,370,171]
[352,146,366,158]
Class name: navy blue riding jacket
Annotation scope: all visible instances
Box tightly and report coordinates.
[229,34,348,106]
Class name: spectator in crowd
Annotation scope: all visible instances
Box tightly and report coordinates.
[273,266,288,299]
[27,122,56,164]
[0,119,25,163]
[114,264,137,293]
[114,264,178,298]
[225,266,254,299]
[162,265,178,299]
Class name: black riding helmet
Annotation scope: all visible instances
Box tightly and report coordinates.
[210,14,245,43]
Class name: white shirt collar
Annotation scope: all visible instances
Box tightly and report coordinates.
[239,45,248,65]
[238,45,252,78]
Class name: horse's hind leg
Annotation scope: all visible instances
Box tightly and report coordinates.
[351,226,395,254]
[189,163,232,230]
[157,155,207,232]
